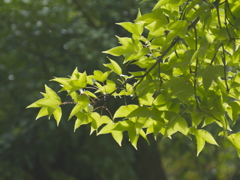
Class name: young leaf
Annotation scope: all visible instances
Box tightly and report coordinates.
[53,107,62,126]
[116,21,144,39]
[98,123,124,146]
[135,117,149,134]
[68,94,90,120]
[96,80,116,94]
[36,107,48,120]
[74,112,88,132]
[104,58,122,75]
[102,45,135,57]
[228,133,240,157]
[128,126,139,150]
[45,85,61,101]
[91,70,111,82]
[197,129,219,146]
[153,0,171,10]
[190,127,218,156]
[90,113,112,133]
[164,116,189,138]
[196,135,205,156]
[111,131,123,147]
[127,106,152,118]
[114,105,139,119]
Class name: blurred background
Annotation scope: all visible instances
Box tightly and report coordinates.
[0,0,240,179]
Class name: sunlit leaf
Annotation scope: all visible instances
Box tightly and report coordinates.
[104,58,122,75]
[111,131,123,147]
[53,107,62,126]
[164,116,189,138]
[91,70,111,82]
[127,106,152,118]
[36,107,48,120]
[74,112,88,132]
[197,129,218,146]
[68,94,90,120]
[228,133,240,157]
[196,135,205,156]
[114,104,139,119]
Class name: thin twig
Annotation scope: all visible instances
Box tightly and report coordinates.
[221,43,230,92]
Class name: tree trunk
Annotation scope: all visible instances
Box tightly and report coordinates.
[134,136,167,180]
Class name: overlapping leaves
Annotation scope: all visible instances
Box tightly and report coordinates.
[28,0,240,156]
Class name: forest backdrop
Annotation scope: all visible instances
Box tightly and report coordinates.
[1,0,240,180]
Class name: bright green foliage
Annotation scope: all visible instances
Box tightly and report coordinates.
[27,85,62,125]
[28,0,240,156]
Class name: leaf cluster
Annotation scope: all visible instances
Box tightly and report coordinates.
[28,0,240,156]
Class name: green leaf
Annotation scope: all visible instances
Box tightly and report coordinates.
[114,104,139,119]
[83,90,98,99]
[139,129,149,144]
[53,107,62,126]
[104,58,122,75]
[228,133,240,149]
[74,112,88,132]
[146,120,165,138]
[95,80,116,94]
[198,65,224,92]
[74,119,83,132]
[27,85,61,108]
[98,123,116,135]
[165,20,188,42]
[91,70,111,82]
[128,125,139,149]
[196,135,205,156]
[153,93,167,106]
[165,77,194,104]
[164,116,189,138]
[135,117,149,134]
[230,47,240,65]
[112,120,139,149]
[189,3,210,22]
[51,77,70,86]
[116,21,145,39]
[111,131,123,146]
[68,94,90,120]
[70,67,80,79]
[231,73,240,88]
[202,116,215,127]
[153,0,171,10]
[127,106,152,118]
[191,111,204,127]
[198,129,218,146]
[27,98,60,108]
[229,101,240,124]
[228,133,240,157]
[67,72,88,93]
[90,113,112,133]
[45,85,61,101]
[190,128,218,156]
[36,107,48,120]
[197,38,209,59]
[102,45,135,57]
[98,123,124,146]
